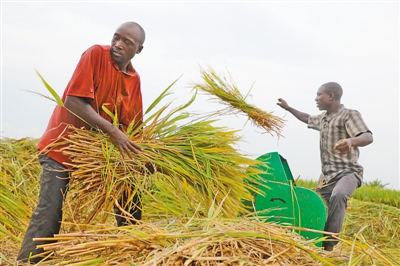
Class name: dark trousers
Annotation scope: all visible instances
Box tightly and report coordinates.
[316,170,360,246]
[17,154,142,263]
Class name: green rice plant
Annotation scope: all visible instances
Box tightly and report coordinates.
[363,179,389,188]
[295,179,318,190]
[352,186,400,208]
[296,178,399,208]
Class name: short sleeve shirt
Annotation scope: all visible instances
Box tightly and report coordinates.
[307,104,371,184]
[37,45,143,167]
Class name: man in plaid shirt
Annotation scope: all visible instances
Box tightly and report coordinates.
[277,82,373,251]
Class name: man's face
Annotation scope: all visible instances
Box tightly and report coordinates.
[315,86,332,111]
[111,24,144,70]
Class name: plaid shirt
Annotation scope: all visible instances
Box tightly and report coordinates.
[308,104,371,184]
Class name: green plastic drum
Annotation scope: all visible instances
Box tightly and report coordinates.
[248,152,327,246]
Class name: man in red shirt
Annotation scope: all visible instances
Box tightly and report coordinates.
[17,22,146,263]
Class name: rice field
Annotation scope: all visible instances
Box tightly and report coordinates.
[296,179,400,208]
[1,68,399,265]
[1,137,399,265]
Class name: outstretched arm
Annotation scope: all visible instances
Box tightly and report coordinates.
[277,98,310,124]
[333,132,373,154]
[64,96,143,159]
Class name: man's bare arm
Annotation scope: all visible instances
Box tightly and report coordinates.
[277,98,310,124]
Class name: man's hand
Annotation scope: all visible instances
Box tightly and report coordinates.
[333,139,352,154]
[65,96,143,160]
[277,98,289,110]
[108,127,143,160]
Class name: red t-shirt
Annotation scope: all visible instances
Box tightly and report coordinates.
[37,45,143,167]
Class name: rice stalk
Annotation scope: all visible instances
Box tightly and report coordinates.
[193,66,285,137]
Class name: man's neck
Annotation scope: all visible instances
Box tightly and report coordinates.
[118,62,129,73]
[326,102,341,115]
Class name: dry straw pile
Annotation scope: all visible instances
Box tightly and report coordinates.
[35,217,334,265]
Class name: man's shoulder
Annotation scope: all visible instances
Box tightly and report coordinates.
[338,107,366,124]
[83,44,111,55]
[78,45,112,65]
[341,107,361,115]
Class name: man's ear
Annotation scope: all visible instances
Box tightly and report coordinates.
[137,45,144,54]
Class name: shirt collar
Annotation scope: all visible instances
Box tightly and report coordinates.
[323,104,345,122]
[108,48,137,77]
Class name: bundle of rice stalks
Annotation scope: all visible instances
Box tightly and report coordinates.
[59,109,266,227]
[193,66,285,137]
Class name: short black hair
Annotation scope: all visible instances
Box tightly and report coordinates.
[322,82,343,101]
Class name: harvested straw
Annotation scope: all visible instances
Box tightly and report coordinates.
[35,214,400,266]
[0,138,41,241]
[194,66,285,137]
[343,199,400,250]
[36,217,331,265]
[0,138,41,265]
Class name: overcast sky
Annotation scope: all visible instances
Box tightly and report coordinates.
[1,1,399,189]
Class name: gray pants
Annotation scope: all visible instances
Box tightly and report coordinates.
[17,154,69,263]
[316,170,360,245]
[17,154,142,263]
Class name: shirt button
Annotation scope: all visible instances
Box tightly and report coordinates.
[90,89,93,92]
